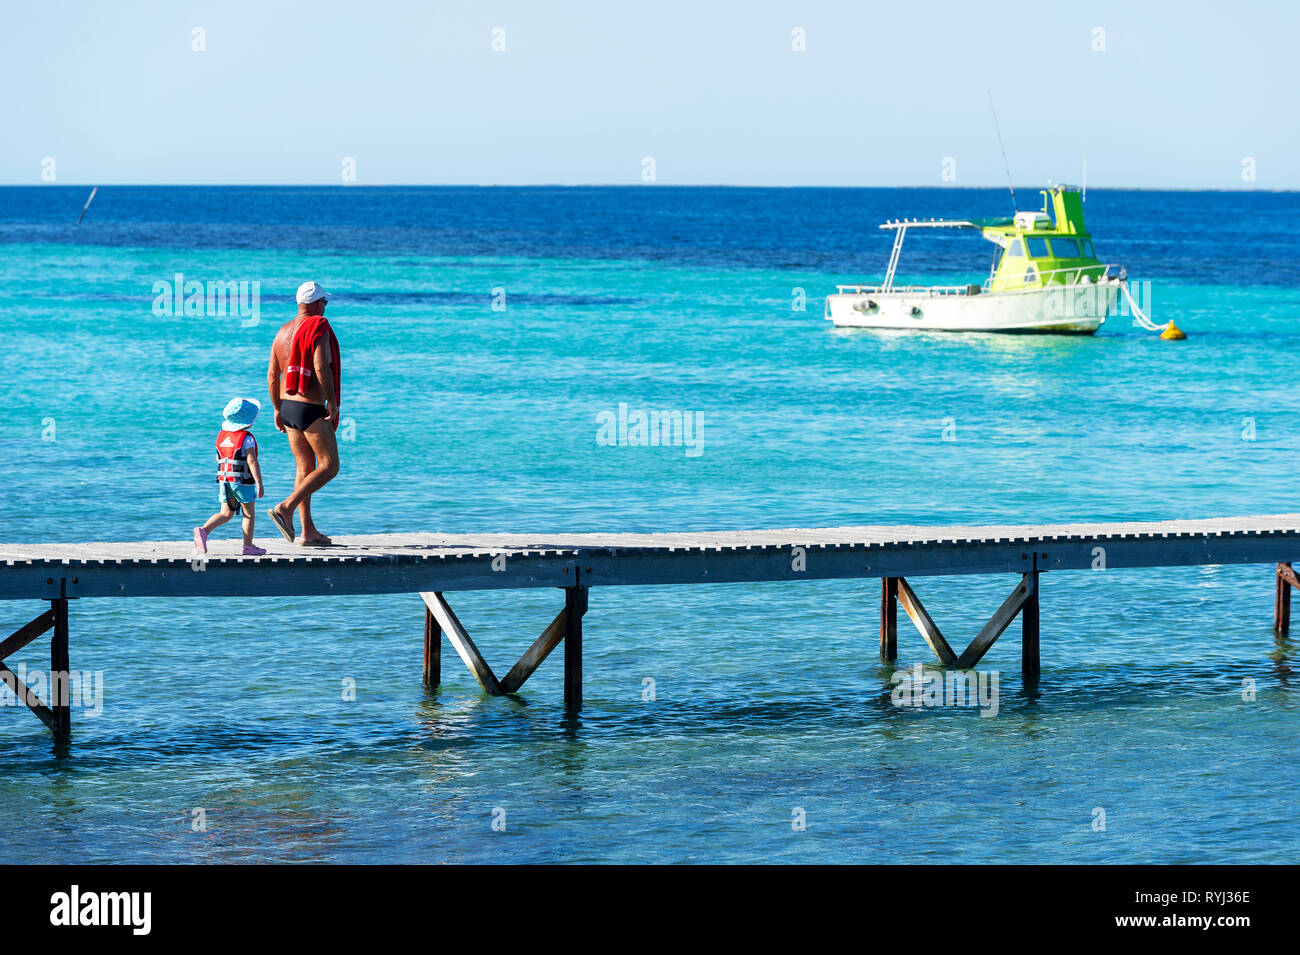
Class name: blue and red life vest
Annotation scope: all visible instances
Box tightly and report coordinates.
[216,429,256,485]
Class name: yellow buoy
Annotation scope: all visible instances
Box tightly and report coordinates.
[1160,320,1187,340]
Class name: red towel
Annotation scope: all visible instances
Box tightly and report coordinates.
[284,315,341,415]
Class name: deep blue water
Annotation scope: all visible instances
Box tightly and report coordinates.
[0,186,1297,863]
[6,185,1300,284]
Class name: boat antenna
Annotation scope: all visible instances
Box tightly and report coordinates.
[987,93,1017,214]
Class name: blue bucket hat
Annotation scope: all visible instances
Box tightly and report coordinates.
[221,397,261,431]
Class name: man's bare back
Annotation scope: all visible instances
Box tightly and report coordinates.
[272,316,328,405]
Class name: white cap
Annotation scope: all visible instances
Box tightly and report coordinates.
[295,281,331,305]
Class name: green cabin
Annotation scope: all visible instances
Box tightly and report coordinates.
[980,185,1106,292]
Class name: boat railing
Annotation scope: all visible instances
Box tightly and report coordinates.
[835,263,1120,297]
[833,283,972,296]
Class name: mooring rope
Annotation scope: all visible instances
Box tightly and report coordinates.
[1121,280,1167,332]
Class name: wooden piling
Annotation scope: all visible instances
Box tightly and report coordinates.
[423,605,441,690]
[1022,566,1040,681]
[1275,562,1294,636]
[50,597,70,737]
[880,577,898,661]
[564,585,587,710]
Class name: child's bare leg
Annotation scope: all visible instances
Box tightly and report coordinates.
[202,504,236,534]
[240,503,256,545]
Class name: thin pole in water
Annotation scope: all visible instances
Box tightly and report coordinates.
[77,186,98,225]
[987,93,1017,215]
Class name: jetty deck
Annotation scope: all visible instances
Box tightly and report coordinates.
[4,514,1300,736]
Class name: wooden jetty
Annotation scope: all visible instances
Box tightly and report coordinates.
[3,514,1300,737]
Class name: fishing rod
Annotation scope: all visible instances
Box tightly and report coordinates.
[987,93,1017,214]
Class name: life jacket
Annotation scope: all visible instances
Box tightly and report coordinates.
[216,429,256,485]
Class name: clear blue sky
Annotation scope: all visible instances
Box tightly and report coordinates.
[4,0,1296,187]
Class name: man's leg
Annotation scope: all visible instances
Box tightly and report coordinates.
[271,426,315,537]
[298,418,340,543]
[284,427,319,539]
[273,418,339,539]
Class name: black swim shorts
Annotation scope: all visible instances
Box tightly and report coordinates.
[281,401,327,431]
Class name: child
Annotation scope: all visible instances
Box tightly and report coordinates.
[194,397,267,556]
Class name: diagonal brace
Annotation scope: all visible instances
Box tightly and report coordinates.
[421,591,503,694]
[500,608,567,693]
[0,606,61,731]
[896,577,959,665]
[0,609,55,664]
[0,663,57,730]
[955,573,1036,669]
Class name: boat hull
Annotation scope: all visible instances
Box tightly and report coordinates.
[825,281,1118,334]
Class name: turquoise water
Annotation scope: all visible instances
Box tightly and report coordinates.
[1,187,1298,863]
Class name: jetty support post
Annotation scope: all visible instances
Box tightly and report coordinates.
[880,578,898,661]
[1275,562,1297,636]
[423,605,441,690]
[564,583,588,711]
[50,597,70,736]
[1022,558,1040,681]
[0,595,70,737]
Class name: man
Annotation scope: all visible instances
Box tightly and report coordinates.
[266,281,341,545]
